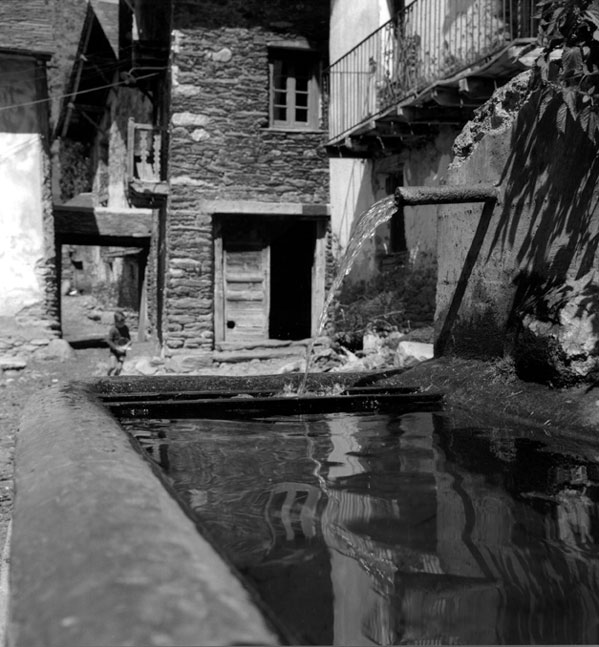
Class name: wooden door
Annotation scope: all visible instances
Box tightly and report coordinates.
[216,217,269,343]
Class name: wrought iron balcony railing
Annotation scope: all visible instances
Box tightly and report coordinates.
[127,120,168,203]
[325,0,537,143]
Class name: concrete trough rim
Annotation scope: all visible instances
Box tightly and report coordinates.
[10,382,285,647]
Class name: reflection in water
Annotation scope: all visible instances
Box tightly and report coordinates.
[125,413,599,645]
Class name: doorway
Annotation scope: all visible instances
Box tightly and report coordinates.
[269,220,315,340]
[215,216,320,344]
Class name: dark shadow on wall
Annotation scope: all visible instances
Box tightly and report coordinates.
[436,199,496,356]
[490,89,599,283]
[488,89,599,379]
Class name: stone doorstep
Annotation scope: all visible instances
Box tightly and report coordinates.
[213,345,310,364]
[215,338,311,352]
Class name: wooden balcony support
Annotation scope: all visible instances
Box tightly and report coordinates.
[54,206,154,246]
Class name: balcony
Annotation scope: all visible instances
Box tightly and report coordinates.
[325,0,539,145]
[127,120,168,205]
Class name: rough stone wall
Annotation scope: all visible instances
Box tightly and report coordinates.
[165,0,329,354]
[37,111,60,335]
[436,71,599,384]
[145,209,159,338]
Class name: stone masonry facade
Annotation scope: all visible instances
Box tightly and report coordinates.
[165,0,330,355]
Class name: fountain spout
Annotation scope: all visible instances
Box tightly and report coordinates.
[395,184,499,207]
[298,183,500,393]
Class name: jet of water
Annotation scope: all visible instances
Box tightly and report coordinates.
[299,194,398,394]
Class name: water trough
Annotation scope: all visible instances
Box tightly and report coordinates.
[9,371,444,646]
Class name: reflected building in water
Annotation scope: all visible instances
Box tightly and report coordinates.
[136,412,599,645]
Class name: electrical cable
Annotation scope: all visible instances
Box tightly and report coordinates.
[0,69,165,113]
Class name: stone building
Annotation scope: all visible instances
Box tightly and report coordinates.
[163,0,330,364]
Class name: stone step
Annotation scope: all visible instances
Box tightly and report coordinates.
[213,345,310,364]
[215,338,311,352]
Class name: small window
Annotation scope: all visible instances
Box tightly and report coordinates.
[269,49,320,130]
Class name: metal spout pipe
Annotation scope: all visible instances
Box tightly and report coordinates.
[395,184,499,207]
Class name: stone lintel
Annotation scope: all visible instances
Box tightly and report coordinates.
[201,200,330,217]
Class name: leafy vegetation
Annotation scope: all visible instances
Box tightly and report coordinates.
[535,0,599,136]
[331,262,436,342]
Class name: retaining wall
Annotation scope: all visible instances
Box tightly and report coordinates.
[435,71,599,383]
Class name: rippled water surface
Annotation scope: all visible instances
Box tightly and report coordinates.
[124,412,599,645]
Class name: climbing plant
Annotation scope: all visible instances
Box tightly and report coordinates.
[535,0,599,136]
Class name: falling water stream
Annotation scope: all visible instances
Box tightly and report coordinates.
[299,195,398,392]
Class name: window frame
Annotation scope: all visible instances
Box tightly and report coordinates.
[268,48,321,131]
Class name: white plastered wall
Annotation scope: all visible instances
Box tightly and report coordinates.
[0,57,46,317]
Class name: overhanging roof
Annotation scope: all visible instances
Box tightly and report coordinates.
[0,46,52,61]
[0,0,53,54]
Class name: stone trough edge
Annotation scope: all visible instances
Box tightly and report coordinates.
[9,382,281,647]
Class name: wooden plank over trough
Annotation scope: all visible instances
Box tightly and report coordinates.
[100,385,423,403]
[54,205,154,246]
[107,391,445,419]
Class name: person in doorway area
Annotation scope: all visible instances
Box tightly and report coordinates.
[106,310,131,376]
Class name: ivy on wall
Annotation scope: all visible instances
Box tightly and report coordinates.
[535,0,599,136]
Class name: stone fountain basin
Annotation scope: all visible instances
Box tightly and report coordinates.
[9,373,443,647]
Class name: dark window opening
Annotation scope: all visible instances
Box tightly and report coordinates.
[269,49,320,130]
[386,172,407,254]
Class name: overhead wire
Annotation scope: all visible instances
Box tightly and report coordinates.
[0,68,166,113]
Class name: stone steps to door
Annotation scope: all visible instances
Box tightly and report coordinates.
[213,338,320,363]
